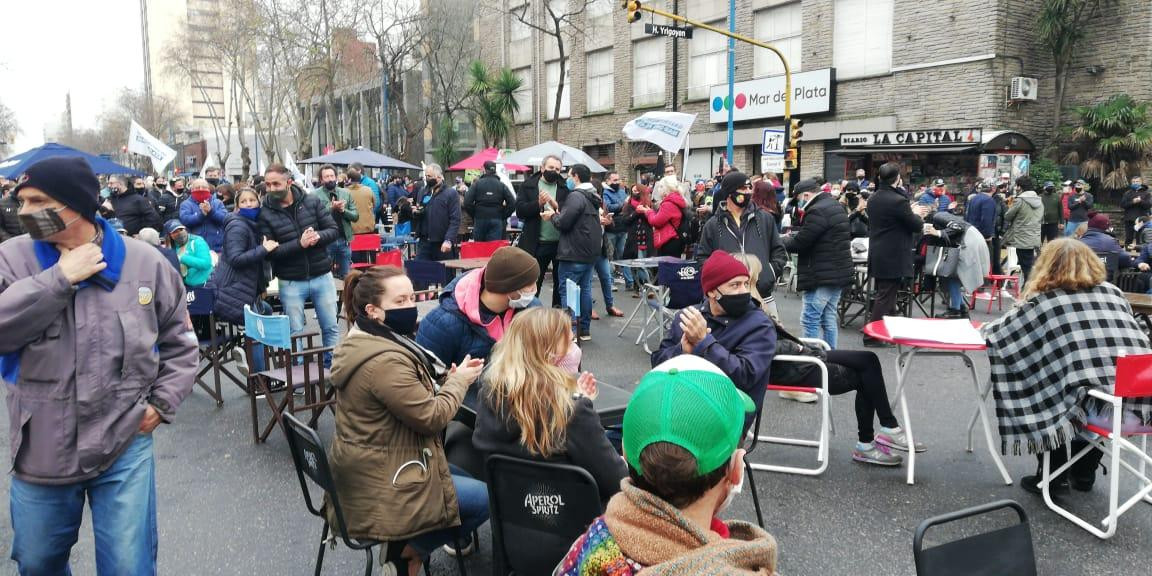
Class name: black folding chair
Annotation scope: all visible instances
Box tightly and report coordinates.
[913,500,1037,576]
[406,259,449,291]
[636,261,703,353]
[186,285,243,406]
[485,455,604,576]
[281,413,410,576]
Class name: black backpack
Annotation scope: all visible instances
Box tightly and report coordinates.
[678,203,698,245]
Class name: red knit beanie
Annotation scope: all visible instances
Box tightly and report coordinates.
[701,251,750,294]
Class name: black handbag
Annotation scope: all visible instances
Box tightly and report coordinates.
[925,244,960,278]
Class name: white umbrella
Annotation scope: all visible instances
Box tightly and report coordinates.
[502,141,607,172]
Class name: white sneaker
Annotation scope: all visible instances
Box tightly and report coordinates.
[778,390,819,403]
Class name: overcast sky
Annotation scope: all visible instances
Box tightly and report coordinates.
[2,0,144,152]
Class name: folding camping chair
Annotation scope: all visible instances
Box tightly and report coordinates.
[459,239,510,259]
[1041,353,1152,539]
[243,305,334,443]
[349,233,382,270]
[635,261,702,353]
[405,259,449,291]
[186,285,243,406]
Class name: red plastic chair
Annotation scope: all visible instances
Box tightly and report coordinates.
[1041,353,1152,539]
[459,240,510,259]
[349,234,381,269]
[971,273,1020,312]
[374,250,402,268]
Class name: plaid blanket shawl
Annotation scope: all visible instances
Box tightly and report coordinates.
[982,283,1152,455]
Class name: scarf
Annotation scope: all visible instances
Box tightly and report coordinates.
[354,315,447,381]
[33,217,125,291]
[982,283,1152,455]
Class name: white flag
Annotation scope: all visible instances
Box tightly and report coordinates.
[622,111,698,154]
[127,120,177,174]
[201,151,217,172]
[283,149,304,181]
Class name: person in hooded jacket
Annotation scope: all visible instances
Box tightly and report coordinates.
[695,171,788,317]
[556,355,778,576]
[1003,176,1044,283]
[1039,181,1063,243]
[212,188,278,326]
[178,178,229,252]
[329,266,489,576]
[463,161,517,242]
[782,178,853,350]
[416,246,541,367]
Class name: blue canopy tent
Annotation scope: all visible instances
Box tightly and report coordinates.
[298,146,419,170]
[0,142,145,179]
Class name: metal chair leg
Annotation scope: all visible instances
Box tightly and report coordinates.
[451,534,469,575]
[745,457,765,529]
[315,522,330,576]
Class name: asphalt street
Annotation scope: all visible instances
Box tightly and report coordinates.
[0,282,1148,575]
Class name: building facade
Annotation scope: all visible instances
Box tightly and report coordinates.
[476,0,1152,189]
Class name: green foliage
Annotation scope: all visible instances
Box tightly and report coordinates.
[1029,157,1064,186]
[467,61,523,149]
[1063,94,1152,190]
[432,118,459,169]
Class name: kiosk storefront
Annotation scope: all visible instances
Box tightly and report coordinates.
[826,128,1034,192]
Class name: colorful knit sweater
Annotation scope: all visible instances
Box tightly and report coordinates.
[554,480,778,576]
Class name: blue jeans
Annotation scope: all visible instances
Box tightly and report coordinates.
[605,232,632,286]
[279,272,341,367]
[1065,220,1084,237]
[594,257,615,309]
[801,286,842,349]
[327,238,351,279]
[10,434,157,575]
[472,218,504,242]
[557,261,595,333]
[946,278,965,311]
[407,466,490,554]
[632,249,651,286]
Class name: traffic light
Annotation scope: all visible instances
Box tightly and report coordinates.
[788,118,804,149]
[622,1,642,23]
[784,148,799,171]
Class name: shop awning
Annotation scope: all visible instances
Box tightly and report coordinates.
[826,145,979,155]
[982,130,1035,152]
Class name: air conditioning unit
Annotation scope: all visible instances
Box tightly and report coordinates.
[1009,77,1038,101]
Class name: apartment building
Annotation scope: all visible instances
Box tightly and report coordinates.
[477,0,1152,188]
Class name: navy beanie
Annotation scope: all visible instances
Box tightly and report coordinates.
[13,157,101,222]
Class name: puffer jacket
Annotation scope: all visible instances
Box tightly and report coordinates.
[211,213,269,325]
[696,207,788,298]
[1003,190,1043,249]
[327,326,470,541]
[258,185,340,281]
[413,181,461,244]
[463,173,517,221]
[782,192,853,291]
[646,191,685,250]
[415,268,539,367]
[555,184,604,264]
[179,196,229,252]
[109,190,162,237]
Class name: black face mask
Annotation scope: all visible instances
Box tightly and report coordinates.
[382,306,418,335]
[608,183,620,191]
[425,177,439,189]
[730,192,750,208]
[542,170,562,184]
[716,292,753,318]
[134,186,146,193]
[156,183,167,190]
[205,177,220,187]
[174,187,185,195]
[323,181,337,191]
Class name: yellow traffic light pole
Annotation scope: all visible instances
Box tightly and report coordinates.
[623,2,798,177]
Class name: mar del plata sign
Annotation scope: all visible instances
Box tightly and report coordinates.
[840,128,983,148]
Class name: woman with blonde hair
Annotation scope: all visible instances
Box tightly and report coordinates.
[473,307,627,501]
[983,238,1152,495]
[730,253,779,322]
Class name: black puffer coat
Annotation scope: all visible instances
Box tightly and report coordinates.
[212,214,269,325]
[463,173,516,221]
[782,192,853,292]
[258,185,340,281]
[109,190,162,236]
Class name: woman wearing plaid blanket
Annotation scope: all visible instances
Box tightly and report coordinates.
[982,238,1152,495]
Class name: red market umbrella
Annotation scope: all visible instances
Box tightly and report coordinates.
[448,148,529,172]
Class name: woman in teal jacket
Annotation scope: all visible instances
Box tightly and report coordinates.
[165,220,213,287]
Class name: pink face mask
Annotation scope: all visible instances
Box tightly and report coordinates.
[552,341,583,374]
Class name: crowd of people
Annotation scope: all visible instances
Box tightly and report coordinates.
[2,148,1152,575]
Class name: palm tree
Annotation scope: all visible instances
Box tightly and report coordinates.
[467,62,523,149]
[432,118,460,169]
[1063,94,1152,191]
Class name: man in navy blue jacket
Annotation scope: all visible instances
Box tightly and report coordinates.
[413,163,461,261]
[652,250,777,433]
[966,182,998,241]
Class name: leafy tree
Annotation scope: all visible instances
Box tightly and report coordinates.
[432,118,460,169]
[0,99,19,158]
[468,62,524,149]
[1028,157,1065,188]
[1063,94,1152,191]
[1036,0,1115,134]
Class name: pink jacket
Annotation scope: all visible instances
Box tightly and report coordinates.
[646,192,686,249]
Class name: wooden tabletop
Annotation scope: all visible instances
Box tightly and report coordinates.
[441,257,490,271]
[1125,292,1152,315]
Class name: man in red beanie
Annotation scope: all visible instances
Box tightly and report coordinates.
[652,250,777,433]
